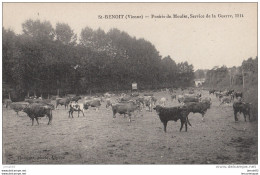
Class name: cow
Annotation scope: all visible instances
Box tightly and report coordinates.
[219,97,232,106]
[23,103,53,126]
[131,92,139,97]
[209,90,216,95]
[233,101,251,122]
[153,105,191,132]
[143,96,155,112]
[189,89,194,94]
[227,89,234,96]
[84,99,101,111]
[178,95,185,103]
[234,92,243,99]
[171,94,176,101]
[185,101,211,121]
[144,93,154,96]
[105,98,112,108]
[112,101,140,122]
[56,97,71,109]
[104,92,112,98]
[159,97,167,107]
[118,96,132,102]
[70,96,82,102]
[10,102,29,115]
[68,102,85,118]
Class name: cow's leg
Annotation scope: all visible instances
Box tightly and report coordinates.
[112,110,116,118]
[202,113,205,121]
[81,110,85,117]
[78,110,80,117]
[48,113,52,125]
[31,118,34,126]
[35,117,39,125]
[234,111,238,121]
[243,112,247,122]
[163,121,167,132]
[180,120,184,132]
[128,113,132,122]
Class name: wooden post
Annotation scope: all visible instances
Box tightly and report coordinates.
[57,89,60,97]
[8,93,11,100]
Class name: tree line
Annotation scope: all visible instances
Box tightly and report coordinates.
[3,19,195,100]
[203,57,258,120]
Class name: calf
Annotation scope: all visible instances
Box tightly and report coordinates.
[112,101,140,122]
[153,105,191,132]
[69,102,85,118]
[23,103,53,125]
[233,101,251,122]
[185,101,211,121]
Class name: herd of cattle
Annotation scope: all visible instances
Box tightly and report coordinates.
[2,88,251,132]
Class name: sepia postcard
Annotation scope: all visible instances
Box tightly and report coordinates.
[1,2,258,175]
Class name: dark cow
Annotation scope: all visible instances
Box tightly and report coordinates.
[209,90,216,95]
[185,101,211,121]
[69,102,85,118]
[227,89,234,96]
[233,101,251,122]
[153,105,191,132]
[56,98,71,109]
[23,103,53,125]
[112,101,140,122]
[234,92,243,99]
[10,102,29,115]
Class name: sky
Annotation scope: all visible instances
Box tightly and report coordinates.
[2,3,257,70]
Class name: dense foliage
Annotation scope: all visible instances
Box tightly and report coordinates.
[204,57,258,120]
[3,19,194,99]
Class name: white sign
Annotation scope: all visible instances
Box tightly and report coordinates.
[132,83,137,90]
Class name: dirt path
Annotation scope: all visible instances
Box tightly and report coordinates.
[2,90,258,164]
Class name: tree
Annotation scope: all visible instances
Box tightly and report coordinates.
[56,23,77,45]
